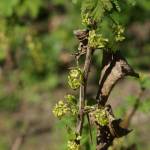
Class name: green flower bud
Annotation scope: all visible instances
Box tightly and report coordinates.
[88,30,108,49]
[93,108,109,126]
[82,13,91,26]
[68,68,83,90]
[52,100,69,119]
[76,135,82,141]
[114,25,125,42]
[65,94,77,104]
[67,140,80,150]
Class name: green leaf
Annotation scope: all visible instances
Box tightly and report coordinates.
[15,0,42,18]
[66,126,76,140]
[0,0,19,16]
[81,0,114,24]
[111,0,121,12]
[0,50,7,61]
[127,0,136,6]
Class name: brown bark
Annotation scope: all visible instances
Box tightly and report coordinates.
[96,51,139,106]
[96,51,139,150]
[74,30,94,143]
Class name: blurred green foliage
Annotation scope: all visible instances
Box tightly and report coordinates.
[0,0,78,111]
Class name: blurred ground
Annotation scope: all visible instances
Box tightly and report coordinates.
[0,1,150,150]
[0,72,150,150]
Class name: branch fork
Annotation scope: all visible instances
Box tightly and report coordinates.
[73,29,139,149]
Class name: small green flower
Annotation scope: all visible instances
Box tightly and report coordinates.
[114,25,125,42]
[65,95,78,115]
[68,68,83,90]
[88,30,108,49]
[93,108,109,126]
[65,94,77,104]
[76,135,82,141]
[82,13,91,26]
[67,140,80,150]
[52,100,69,119]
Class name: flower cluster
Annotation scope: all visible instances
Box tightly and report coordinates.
[53,95,78,119]
[68,67,83,90]
[67,140,80,150]
[93,108,109,126]
[114,25,125,42]
[81,13,91,26]
[88,30,108,49]
[52,101,69,119]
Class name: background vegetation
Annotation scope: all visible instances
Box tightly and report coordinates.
[0,0,149,150]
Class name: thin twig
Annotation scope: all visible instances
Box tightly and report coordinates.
[76,47,94,136]
[11,122,30,150]
[11,122,51,150]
